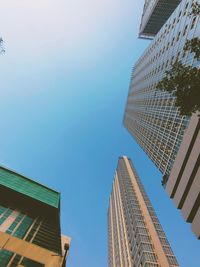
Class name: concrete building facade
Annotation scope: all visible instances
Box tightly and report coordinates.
[124,0,200,238]
[124,0,199,177]
[166,113,200,238]
[108,156,179,267]
[0,166,70,267]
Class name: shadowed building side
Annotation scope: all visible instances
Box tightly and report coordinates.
[166,113,200,238]
[0,166,71,267]
[139,0,181,38]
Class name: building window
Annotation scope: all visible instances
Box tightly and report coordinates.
[183,2,189,16]
[0,249,13,266]
[183,25,188,36]
[176,31,181,42]
[21,257,45,267]
[191,17,197,29]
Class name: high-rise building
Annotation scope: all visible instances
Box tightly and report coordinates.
[139,0,181,38]
[124,0,199,177]
[108,156,179,267]
[0,166,70,267]
[124,0,200,237]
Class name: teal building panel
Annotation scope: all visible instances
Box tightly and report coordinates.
[0,167,60,209]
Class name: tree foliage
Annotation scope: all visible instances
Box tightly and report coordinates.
[156,1,200,117]
[161,175,168,187]
[0,37,5,54]
[190,0,200,16]
[184,37,200,60]
[157,61,200,116]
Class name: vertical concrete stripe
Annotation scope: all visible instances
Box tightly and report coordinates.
[0,210,19,232]
[109,197,116,267]
[115,174,132,267]
[192,207,200,239]
[123,156,170,267]
[113,179,123,267]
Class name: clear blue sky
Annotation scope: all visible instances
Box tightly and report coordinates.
[0,0,199,266]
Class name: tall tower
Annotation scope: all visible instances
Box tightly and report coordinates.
[108,156,179,267]
[124,0,199,177]
[124,0,200,238]
[0,166,70,267]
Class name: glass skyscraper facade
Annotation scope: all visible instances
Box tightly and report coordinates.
[124,0,199,177]
[0,166,70,267]
[108,156,179,267]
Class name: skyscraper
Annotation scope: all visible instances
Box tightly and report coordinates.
[0,166,70,267]
[108,156,179,267]
[124,0,199,177]
[124,0,200,237]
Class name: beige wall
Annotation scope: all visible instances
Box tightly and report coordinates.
[0,211,19,232]
[0,231,71,267]
[166,113,200,238]
[173,130,200,208]
[192,208,200,239]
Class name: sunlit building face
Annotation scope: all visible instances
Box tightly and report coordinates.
[108,156,179,267]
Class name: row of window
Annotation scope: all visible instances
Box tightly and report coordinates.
[135,0,196,75]
[0,248,44,267]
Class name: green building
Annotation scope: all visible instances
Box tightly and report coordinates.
[0,166,70,267]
